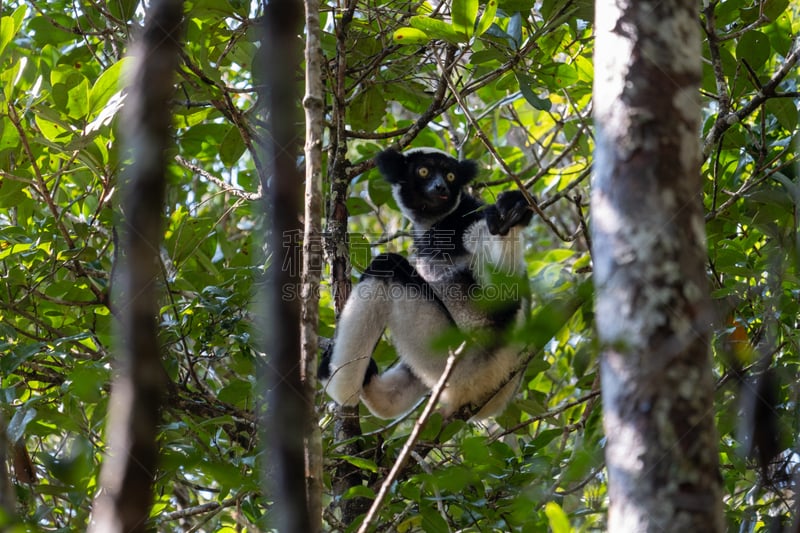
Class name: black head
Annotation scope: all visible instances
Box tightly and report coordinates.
[374,148,478,224]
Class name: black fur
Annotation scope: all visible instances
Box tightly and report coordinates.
[361,252,455,323]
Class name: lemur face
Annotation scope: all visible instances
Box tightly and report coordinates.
[375,148,478,222]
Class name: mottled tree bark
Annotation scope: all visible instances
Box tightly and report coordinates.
[260,1,313,532]
[88,1,183,531]
[324,1,372,525]
[302,0,325,528]
[591,0,724,531]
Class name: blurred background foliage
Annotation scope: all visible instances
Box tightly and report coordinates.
[0,0,797,531]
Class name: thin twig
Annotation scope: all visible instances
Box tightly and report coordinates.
[174,155,260,200]
[157,499,239,522]
[356,344,464,533]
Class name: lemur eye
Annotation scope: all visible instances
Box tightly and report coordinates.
[417,166,429,177]
[446,172,456,182]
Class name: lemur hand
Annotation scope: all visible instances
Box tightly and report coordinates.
[486,190,534,236]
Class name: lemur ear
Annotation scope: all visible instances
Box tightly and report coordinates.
[459,159,478,184]
[374,148,406,184]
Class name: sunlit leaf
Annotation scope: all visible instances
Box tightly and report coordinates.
[67,76,90,119]
[544,502,571,533]
[452,0,478,38]
[393,26,430,44]
[541,62,579,89]
[409,15,464,43]
[89,56,133,117]
[476,0,498,36]
[339,455,379,473]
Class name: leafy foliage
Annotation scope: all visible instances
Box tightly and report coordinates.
[0,0,797,531]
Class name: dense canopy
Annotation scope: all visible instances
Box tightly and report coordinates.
[0,0,798,530]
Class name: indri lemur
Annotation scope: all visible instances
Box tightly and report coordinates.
[319,148,533,419]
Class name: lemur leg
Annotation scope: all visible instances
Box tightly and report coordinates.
[361,362,429,419]
[321,278,390,408]
[361,255,457,418]
[323,253,456,419]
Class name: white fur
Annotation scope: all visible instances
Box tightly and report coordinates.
[323,281,389,407]
[463,222,527,281]
[362,364,429,418]
[325,270,527,419]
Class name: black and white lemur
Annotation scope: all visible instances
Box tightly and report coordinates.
[319,147,533,419]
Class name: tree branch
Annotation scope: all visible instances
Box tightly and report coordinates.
[356,345,463,533]
[702,34,800,159]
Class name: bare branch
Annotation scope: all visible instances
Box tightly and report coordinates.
[702,35,800,159]
[174,155,260,200]
[356,344,463,533]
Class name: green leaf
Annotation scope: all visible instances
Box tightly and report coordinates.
[349,232,372,273]
[766,98,798,132]
[541,62,579,90]
[342,484,375,500]
[452,0,478,38]
[530,428,561,449]
[393,26,430,44]
[8,407,37,444]
[218,379,253,408]
[0,176,28,207]
[420,504,449,533]
[67,364,108,403]
[409,15,464,43]
[470,48,505,65]
[35,113,72,142]
[516,72,551,110]
[339,455,378,473]
[764,14,793,56]
[498,0,535,10]
[89,56,133,117]
[67,76,90,119]
[219,124,247,167]
[544,501,571,533]
[0,6,26,60]
[0,15,16,61]
[735,30,770,69]
[763,0,789,20]
[368,172,393,205]
[346,195,372,216]
[28,15,76,46]
[107,0,139,21]
[506,12,522,46]
[475,0,498,37]
[348,86,386,131]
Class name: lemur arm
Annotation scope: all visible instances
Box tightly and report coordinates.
[464,190,533,281]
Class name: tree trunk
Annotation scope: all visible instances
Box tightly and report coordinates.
[88,1,182,531]
[260,2,312,532]
[324,1,372,525]
[591,0,724,531]
[302,0,326,528]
